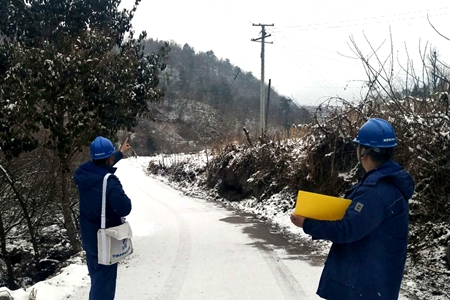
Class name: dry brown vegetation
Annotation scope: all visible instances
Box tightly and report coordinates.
[147,30,450,298]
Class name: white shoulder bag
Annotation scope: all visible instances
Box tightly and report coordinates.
[97,173,133,265]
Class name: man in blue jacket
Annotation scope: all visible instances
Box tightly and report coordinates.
[291,118,415,300]
[74,136,132,300]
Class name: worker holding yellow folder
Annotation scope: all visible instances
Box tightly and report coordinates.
[290,118,415,300]
[293,190,351,221]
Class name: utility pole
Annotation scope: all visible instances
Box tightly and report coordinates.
[252,23,273,136]
[266,79,271,133]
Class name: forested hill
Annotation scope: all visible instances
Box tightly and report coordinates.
[131,39,313,155]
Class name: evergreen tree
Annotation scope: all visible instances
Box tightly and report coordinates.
[0,0,169,251]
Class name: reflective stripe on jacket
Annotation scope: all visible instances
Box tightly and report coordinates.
[74,151,131,255]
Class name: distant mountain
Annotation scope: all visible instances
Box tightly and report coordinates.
[131,39,312,155]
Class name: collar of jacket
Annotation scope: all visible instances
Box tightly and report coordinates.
[359,160,400,187]
[83,161,117,176]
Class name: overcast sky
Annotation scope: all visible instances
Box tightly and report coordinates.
[120,0,450,106]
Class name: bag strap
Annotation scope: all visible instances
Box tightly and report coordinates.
[101,173,112,229]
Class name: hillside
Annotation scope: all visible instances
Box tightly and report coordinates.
[129,39,313,155]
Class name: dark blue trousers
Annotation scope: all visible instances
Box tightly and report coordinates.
[86,253,118,300]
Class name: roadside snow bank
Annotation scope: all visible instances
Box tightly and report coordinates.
[0,258,88,300]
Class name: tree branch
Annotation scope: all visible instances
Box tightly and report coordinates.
[427,14,450,42]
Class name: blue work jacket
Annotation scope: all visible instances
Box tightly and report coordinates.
[74,151,132,256]
[303,160,414,300]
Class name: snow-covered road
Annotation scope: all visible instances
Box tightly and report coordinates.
[73,157,323,299]
[1,157,412,300]
[117,158,323,299]
[66,157,414,300]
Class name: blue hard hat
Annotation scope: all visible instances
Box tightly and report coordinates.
[353,118,397,148]
[90,136,115,159]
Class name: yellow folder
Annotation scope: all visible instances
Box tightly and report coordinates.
[294,190,352,220]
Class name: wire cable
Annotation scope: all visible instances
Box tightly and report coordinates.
[200,0,253,25]
[271,36,361,67]
[231,43,256,86]
[281,7,450,31]
[278,0,336,27]
[272,40,340,96]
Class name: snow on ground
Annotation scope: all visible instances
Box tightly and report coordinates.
[0,155,412,299]
[0,257,88,300]
[145,152,331,255]
[140,153,417,300]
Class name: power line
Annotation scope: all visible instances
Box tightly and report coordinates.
[278,7,450,31]
[231,43,256,86]
[199,0,253,24]
[238,43,256,69]
[273,43,340,97]
[271,11,450,47]
[318,0,370,24]
[270,38,361,67]
[278,0,336,27]
[269,0,370,37]
[274,35,343,94]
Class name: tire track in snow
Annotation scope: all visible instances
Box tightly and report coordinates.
[120,160,307,299]
[256,243,307,299]
[131,180,192,300]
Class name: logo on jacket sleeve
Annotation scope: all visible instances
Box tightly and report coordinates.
[354,202,364,212]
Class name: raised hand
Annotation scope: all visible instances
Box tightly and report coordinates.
[120,136,131,154]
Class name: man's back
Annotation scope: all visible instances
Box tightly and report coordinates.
[74,158,131,255]
[315,161,414,299]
